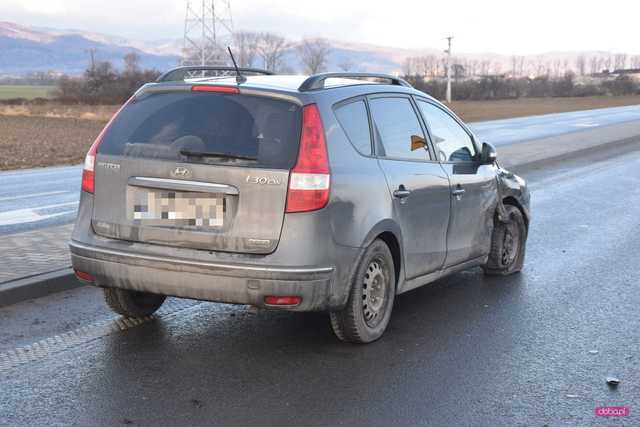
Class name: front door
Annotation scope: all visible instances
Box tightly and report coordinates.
[415,99,498,267]
[369,95,451,279]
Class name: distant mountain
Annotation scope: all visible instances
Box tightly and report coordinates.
[0,21,633,77]
[0,22,180,75]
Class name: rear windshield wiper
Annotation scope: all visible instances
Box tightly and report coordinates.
[179,149,257,161]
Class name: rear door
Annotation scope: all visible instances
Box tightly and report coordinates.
[415,98,498,267]
[92,89,302,254]
[369,95,451,280]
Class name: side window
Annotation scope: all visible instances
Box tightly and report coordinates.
[368,97,430,161]
[334,100,372,155]
[417,100,476,163]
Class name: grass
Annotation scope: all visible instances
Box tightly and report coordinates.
[449,95,640,123]
[0,85,56,100]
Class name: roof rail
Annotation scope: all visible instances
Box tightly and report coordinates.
[157,66,274,82]
[298,72,412,92]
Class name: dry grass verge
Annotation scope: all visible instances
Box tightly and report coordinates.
[0,115,107,170]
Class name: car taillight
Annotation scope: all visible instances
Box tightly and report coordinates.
[285,104,330,213]
[81,98,131,193]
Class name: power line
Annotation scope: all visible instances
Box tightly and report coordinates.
[182,0,234,67]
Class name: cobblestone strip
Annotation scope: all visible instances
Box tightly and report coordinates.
[0,298,202,373]
[1,224,74,283]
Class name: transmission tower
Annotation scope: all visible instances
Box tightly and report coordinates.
[182,0,233,67]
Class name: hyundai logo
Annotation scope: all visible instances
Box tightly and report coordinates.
[171,166,192,179]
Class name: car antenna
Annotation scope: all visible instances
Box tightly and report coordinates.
[227,46,247,85]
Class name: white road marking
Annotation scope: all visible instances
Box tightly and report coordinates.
[0,202,78,226]
[0,191,69,202]
[574,123,600,128]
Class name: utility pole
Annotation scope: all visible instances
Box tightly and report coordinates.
[445,36,453,103]
[182,0,234,67]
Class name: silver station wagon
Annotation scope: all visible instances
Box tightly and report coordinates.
[70,67,530,343]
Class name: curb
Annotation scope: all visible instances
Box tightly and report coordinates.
[0,268,82,308]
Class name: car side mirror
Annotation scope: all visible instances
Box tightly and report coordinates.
[480,142,497,164]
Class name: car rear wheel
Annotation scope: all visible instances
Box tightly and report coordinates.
[103,288,166,318]
[329,239,396,343]
[483,204,527,276]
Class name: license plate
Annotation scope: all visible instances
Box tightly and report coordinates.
[129,189,224,228]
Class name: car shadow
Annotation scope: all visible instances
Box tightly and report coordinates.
[79,268,530,425]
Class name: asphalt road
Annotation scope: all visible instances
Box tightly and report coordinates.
[1,104,639,236]
[468,104,640,146]
[0,165,81,235]
[1,147,639,426]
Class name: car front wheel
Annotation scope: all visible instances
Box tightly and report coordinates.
[329,239,396,343]
[483,204,527,275]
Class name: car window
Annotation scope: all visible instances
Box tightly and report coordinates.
[334,100,372,155]
[99,92,301,169]
[417,100,476,163]
[368,97,430,161]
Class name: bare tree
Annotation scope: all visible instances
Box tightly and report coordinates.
[297,38,331,74]
[466,59,478,77]
[533,57,547,77]
[552,60,562,78]
[576,55,586,76]
[614,53,628,70]
[256,33,288,72]
[631,55,640,69]
[588,56,599,74]
[233,31,260,68]
[479,60,491,76]
[338,59,354,72]
[423,55,439,77]
[403,57,416,76]
[123,52,141,74]
[439,57,448,77]
[452,63,465,79]
[515,56,525,77]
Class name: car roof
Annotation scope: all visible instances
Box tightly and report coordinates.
[184,74,406,94]
[186,75,308,92]
[141,68,441,108]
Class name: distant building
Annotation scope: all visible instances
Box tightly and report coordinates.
[611,68,640,81]
[589,68,640,81]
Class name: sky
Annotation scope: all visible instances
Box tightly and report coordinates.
[2,0,639,55]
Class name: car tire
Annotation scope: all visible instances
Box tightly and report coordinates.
[104,288,166,317]
[329,239,396,343]
[483,204,527,276]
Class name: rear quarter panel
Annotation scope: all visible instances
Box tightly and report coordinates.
[314,94,397,251]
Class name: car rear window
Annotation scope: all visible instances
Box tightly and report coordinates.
[98,91,302,169]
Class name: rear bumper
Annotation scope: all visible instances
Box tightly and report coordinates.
[69,240,337,311]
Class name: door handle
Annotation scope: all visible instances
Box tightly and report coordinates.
[393,186,411,199]
[452,187,465,196]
